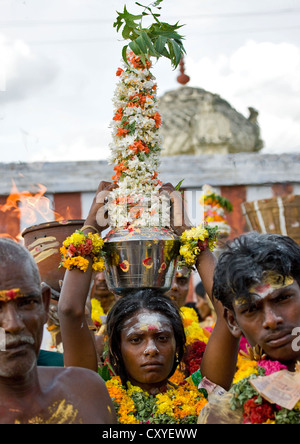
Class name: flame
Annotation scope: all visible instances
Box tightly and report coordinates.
[0,180,71,242]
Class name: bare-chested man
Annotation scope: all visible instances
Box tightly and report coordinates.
[0,237,117,424]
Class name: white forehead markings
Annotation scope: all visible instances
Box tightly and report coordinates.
[123,312,171,337]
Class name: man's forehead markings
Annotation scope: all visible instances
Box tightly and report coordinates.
[0,289,26,303]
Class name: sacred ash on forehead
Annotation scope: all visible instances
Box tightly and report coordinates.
[124,312,171,336]
[249,271,294,299]
[235,271,294,309]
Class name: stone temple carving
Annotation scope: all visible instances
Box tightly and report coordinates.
[159,86,264,156]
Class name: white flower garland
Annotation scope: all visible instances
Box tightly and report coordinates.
[107,51,170,228]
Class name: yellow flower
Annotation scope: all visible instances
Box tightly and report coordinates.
[92,257,106,272]
[155,392,175,417]
[118,398,139,424]
[60,245,68,256]
[184,323,209,345]
[88,232,104,253]
[91,298,105,325]
[126,382,147,397]
[180,306,199,324]
[63,232,86,247]
[180,306,209,345]
[233,357,258,384]
[62,256,89,272]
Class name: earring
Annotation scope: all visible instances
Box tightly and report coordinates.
[175,353,179,363]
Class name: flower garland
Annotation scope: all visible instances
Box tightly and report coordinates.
[103,305,209,424]
[179,307,300,425]
[103,303,300,424]
[181,311,300,424]
[230,356,300,424]
[179,224,219,269]
[105,375,207,424]
[107,50,170,228]
[107,1,186,229]
[60,230,105,273]
[199,184,233,236]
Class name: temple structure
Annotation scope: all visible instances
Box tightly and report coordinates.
[159,58,263,156]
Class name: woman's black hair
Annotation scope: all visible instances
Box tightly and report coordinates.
[106,288,186,386]
[213,232,300,311]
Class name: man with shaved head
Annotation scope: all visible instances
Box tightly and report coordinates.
[0,238,116,424]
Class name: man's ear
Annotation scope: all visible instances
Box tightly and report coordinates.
[41,283,51,322]
[224,308,243,338]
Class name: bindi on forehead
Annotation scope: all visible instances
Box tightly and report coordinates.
[0,288,25,303]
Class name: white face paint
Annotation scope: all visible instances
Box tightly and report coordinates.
[123,312,172,338]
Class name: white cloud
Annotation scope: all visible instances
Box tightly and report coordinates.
[27,122,112,163]
[0,34,58,103]
[186,40,300,152]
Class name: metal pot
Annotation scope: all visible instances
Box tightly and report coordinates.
[22,219,84,292]
[103,227,180,295]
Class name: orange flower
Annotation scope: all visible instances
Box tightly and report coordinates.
[116,128,129,137]
[128,140,149,154]
[130,207,144,219]
[154,111,162,128]
[127,52,151,70]
[112,161,127,183]
[116,67,123,76]
[113,108,123,121]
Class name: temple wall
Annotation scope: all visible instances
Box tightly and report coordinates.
[0,153,299,242]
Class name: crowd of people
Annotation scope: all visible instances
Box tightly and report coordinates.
[0,181,299,424]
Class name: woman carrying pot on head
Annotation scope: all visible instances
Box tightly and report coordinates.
[58,181,240,422]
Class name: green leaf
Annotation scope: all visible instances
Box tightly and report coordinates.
[114,1,186,69]
[175,179,184,191]
[122,44,129,65]
[129,40,142,55]
[170,39,182,68]
[140,30,159,57]
[136,34,148,54]
[98,364,112,382]
[155,35,168,53]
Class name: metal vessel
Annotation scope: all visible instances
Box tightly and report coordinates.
[103,227,180,295]
[22,219,84,292]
